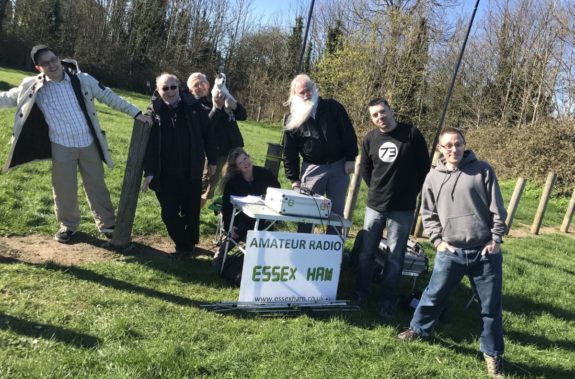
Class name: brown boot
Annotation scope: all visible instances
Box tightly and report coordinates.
[484,353,504,378]
[397,328,423,341]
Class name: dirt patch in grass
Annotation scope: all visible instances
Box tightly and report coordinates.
[1,225,572,267]
[507,224,575,239]
[0,234,218,266]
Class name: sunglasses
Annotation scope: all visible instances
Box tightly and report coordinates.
[161,85,178,91]
[38,57,60,67]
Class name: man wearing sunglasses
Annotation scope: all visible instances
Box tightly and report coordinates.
[398,127,507,378]
[142,73,217,259]
[0,44,151,243]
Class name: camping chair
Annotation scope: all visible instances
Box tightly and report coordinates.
[207,196,225,246]
[465,279,479,310]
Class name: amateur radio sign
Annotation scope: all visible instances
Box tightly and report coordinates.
[238,231,343,303]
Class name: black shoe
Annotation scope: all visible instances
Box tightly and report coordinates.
[211,254,223,271]
[100,226,114,239]
[349,293,367,306]
[379,299,399,320]
[172,247,194,260]
[379,305,394,320]
[54,228,76,243]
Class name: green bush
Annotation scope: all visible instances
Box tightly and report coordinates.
[466,120,575,195]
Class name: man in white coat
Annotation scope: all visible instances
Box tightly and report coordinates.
[0,45,151,242]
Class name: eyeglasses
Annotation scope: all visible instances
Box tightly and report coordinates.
[191,80,208,88]
[161,85,178,91]
[38,57,59,67]
[439,142,465,150]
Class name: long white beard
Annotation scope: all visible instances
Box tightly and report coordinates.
[284,92,319,131]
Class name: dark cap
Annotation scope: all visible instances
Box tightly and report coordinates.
[30,45,57,65]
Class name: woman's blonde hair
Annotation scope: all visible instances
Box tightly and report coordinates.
[220,147,250,190]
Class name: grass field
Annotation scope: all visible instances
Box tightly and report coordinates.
[1,67,575,378]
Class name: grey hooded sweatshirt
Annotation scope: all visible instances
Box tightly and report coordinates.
[421,150,507,249]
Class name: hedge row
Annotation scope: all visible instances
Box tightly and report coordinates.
[466,121,575,195]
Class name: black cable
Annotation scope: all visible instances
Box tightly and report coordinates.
[299,185,327,233]
[332,212,346,244]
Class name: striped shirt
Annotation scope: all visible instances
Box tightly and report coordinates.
[36,73,93,147]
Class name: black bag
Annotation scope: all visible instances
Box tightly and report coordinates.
[402,239,428,274]
[346,229,365,269]
[220,249,244,287]
[375,238,428,276]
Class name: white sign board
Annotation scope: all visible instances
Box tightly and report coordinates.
[238,231,343,302]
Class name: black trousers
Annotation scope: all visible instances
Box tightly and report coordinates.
[155,176,202,251]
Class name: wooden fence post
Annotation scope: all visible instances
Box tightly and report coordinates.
[505,177,526,234]
[270,110,275,122]
[531,171,556,235]
[256,105,261,122]
[343,155,362,236]
[264,143,283,178]
[560,187,575,233]
[111,120,152,248]
[413,214,424,238]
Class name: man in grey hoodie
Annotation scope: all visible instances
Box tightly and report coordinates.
[398,128,507,379]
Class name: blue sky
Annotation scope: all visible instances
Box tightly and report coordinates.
[250,0,294,18]
[249,0,305,26]
[249,0,484,26]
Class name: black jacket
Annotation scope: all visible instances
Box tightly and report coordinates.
[143,92,217,191]
[222,166,280,231]
[283,98,358,182]
[198,97,245,157]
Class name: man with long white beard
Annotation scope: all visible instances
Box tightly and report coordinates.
[282,74,358,233]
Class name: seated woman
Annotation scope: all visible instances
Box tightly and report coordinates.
[213,148,281,269]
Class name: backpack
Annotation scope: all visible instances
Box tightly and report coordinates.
[374,237,428,279]
[220,249,244,287]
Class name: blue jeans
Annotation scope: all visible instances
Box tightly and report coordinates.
[410,247,504,356]
[355,207,414,308]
